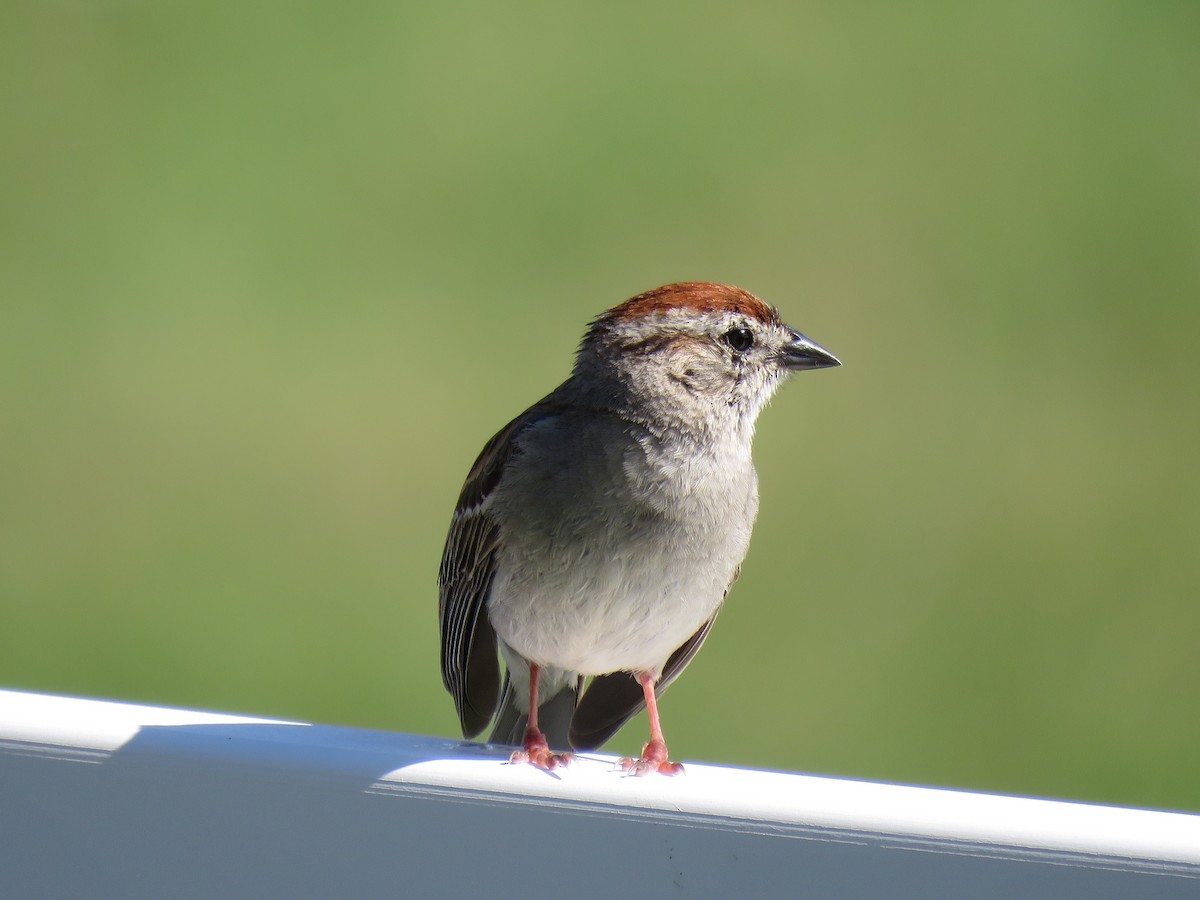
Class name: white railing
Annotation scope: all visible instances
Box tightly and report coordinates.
[2,688,1197,898]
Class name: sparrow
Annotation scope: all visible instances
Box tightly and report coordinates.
[438,282,840,774]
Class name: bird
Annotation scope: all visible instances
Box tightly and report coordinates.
[438,282,840,775]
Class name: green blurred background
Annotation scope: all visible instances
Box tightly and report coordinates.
[2,3,1197,812]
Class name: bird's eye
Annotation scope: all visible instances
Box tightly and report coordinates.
[723,327,754,352]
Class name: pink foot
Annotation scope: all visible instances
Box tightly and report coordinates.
[617,738,685,776]
[509,725,573,771]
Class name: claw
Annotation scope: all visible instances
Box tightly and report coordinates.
[510,725,573,771]
[617,738,684,776]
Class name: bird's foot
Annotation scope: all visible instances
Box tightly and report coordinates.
[618,738,685,776]
[509,725,573,771]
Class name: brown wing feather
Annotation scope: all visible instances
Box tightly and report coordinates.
[438,507,502,738]
[437,396,563,738]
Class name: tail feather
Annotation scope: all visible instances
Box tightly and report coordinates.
[488,673,579,752]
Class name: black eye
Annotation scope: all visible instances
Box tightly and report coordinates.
[723,326,754,352]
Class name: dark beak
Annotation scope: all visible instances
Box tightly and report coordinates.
[782,330,841,371]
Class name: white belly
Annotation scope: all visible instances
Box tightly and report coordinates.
[487,522,741,674]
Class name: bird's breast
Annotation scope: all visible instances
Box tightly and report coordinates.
[487,416,758,675]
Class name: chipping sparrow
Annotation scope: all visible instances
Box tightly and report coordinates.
[439,282,839,775]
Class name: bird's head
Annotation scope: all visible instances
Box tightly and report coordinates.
[571,282,840,436]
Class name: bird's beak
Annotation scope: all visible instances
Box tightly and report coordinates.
[782,330,841,371]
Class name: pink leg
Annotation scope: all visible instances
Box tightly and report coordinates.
[618,672,685,776]
[508,663,572,771]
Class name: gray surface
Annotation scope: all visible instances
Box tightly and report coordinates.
[2,717,1197,899]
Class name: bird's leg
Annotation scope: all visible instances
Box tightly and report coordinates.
[508,663,572,770]
[618,671,685,776]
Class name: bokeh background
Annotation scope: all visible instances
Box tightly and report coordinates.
[2,3,1197,812]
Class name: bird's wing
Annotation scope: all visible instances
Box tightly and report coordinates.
[438,399,559,739]
[568,610,722,752]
